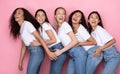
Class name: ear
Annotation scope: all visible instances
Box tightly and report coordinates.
[98,19,100,23]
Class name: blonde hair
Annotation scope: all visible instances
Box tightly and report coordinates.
[54,7,66,27]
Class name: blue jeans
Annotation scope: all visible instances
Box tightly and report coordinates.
[50,43,66,74]
[67,46,87,74]
[86,46,103,74]
[27,45,45,74]
[102,46,120,74]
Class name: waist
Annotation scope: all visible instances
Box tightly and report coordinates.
[50,42,63,51]
[48,41,61,48]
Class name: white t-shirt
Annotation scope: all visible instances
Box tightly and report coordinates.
[91,25,113,47]
[58,22,73,46]
[39,22,61,48]
[20,21,37,46]
[75,25,95,51]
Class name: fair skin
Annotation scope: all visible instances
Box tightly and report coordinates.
[72,12,96,46]
[14,9,57,71]
[31,11,56,46]
[54,8,78,56]
[88,13,116,57]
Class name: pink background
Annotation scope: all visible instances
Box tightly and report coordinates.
[0,0,120,74]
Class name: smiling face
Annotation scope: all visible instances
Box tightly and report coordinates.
[55,8,66,25]
[36,11,46,25]
[88,13,100,28]
[14,9,24,22]
[72,12,82,24]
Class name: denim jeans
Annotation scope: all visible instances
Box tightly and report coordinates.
[86,46,103,74]
[27,45,45,74]
[102,46,120,74]
[67,46,87,74]
[50,42,66,74]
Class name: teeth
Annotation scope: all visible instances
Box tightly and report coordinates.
[73,18,77,21]
[59,18,63,20]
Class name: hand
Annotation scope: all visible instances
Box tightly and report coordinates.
[30,40,41,46]
[18,63,23,71]
[55,49,63,56]
[94,48,102,57]
[47,52,57,60]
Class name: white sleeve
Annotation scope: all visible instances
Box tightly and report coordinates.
[78,27,90,41]
[63,23,72,34]
[43,23,51,31]
[97,26,113,44]
[27,22,36,33]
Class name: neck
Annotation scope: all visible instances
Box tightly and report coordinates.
[58,22,64,27]
[73,23,80,33]
[92,26,97,31]
[18,20,24,26]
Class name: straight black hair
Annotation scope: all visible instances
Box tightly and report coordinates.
[88,11,104,33]
[35,9,49,23]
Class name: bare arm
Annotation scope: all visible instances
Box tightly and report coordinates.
[45,30,56,45]
[94,38,116,57]
[32,30,57,60]
[18,41,27,71]
[30,30,56,47]
[78,36,96,46]
[99,38,116,51]
[55,31,78,56]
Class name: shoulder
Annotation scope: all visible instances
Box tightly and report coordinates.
[78,25,87,32]
[43,22,52,28]
[62,22,71,28]
[24,21,33,26]
[96,25,105,31]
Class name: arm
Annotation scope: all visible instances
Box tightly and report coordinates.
[18,41,27,71]
[55,31,78,56]
[94,38,116,57]
[45,30,56,45]
[78,36,96,46]
[30,30,56,47]
[32,30,57,60]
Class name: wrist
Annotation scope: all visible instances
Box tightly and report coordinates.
[60,49,64,54]
[99,47,103,51]
[46,51,51,55]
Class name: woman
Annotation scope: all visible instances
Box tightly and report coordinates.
[32,9,66,74]
[68,10,103,74]
[9,7,57,74]
[54,7,86,74]
[87,11,120,74]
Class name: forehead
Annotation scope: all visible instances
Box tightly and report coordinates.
[74,12,81,15]
[56,8,65,13]
[37,11,45,14]
[16,9,23,13]
[90,13,98,16]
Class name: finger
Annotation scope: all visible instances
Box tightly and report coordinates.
[18,66,23,71]
[53,55,57,60]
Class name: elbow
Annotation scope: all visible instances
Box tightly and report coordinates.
[112,38,116,43]
[93,40,97,45]
[92,38,97,45]
[75,39,79,45]
[51,39,57,44]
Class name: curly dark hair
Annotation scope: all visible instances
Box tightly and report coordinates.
[9,7,40,39]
